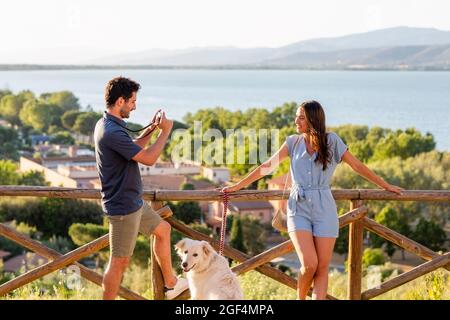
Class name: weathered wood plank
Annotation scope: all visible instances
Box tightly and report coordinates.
[362,253,450,300]
[0,222,144,300]
[155,189,360,201]
[347,200,365,300]
[359,189,450,201]
[150,235,166,300]
[0,186,449,201]
[339,206,368,228]
[232,241,293,276]
[0,186,155,200]
[362,217,450,271]
[0,234,109,296]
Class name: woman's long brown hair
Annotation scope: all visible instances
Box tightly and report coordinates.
[300,100,331,170]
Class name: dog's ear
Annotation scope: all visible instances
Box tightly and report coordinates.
[174,239,186,253]
[201,241,214,257]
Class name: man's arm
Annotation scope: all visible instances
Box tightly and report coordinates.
[133,124,157,149]
[133,109,162,148]
[132,112,173,166]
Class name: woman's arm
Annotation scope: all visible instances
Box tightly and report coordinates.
[222,142,290,193]
[341,150,403,195]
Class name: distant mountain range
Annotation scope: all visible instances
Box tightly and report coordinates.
[2,27,450,70]
[82,27,450,70]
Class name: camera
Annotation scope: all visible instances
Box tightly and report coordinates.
[154,110,163,125]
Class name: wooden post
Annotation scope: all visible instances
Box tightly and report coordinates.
[150,235,165,300]
[150,201,166,300]
[347,200,364,300]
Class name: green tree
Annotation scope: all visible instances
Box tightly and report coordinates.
[19,170,49,186]
[69,223,108,247]
[172,201,202,225]
[72,112,102,135]
[1,198,103,238]
[332,125,369,144]
[0,89,12,101]
[40,91,80,112]
[61,110,83,131]
[271,102,297,128]
[240,215,266,255]
[372,129,435,161]
[0,160,20,185]
[348,140,373,163]
[50,131,76,145]
[0,94,23,126]
[170,183,203,224]
[411,218,447,251]
[370,206,411,257]
[42,235,74,254]
[362,248,385,268]
[16,90,35,103]
[19,100,63,133]
[181,183,195,190]
[229,215,247,253]
[0,126,21,160]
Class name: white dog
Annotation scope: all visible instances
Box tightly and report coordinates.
[175,238,244,300]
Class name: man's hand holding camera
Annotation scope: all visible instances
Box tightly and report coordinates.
[157,111,173,133]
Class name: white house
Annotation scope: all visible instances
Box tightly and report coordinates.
[201,167,230,184]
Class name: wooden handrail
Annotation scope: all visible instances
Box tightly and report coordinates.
[0,186,449,201]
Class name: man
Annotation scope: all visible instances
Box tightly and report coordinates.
[94,76,187,300]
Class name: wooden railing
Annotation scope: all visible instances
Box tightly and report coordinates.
[0,186,448,300]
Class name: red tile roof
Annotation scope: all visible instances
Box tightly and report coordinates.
[229,201,273,211]
[2,253,48,272]
[141,175,186,190]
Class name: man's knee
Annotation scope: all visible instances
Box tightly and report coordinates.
[153,220,171,239]
[108,256,130,271]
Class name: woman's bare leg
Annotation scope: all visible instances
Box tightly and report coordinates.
[289,230,318,300]
[311,237,336,300]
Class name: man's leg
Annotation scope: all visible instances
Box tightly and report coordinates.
[104,208,142,300]
[103,256,130,300]
[152,220,177,288]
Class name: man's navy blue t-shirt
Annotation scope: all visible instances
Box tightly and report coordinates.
[94,112,143,216]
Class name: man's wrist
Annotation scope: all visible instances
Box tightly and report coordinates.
[159,129,171,137]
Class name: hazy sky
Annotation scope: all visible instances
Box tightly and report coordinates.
[1,0,450,63]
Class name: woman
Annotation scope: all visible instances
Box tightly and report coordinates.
[222,100,403,300]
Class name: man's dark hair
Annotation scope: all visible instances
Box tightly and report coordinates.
[105,77,141,108]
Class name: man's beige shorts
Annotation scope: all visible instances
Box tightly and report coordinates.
[106,202,163,257]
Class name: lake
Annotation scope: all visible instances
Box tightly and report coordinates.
[0,69,449,150]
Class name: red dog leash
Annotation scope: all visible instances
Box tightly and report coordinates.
[218,191,229,256]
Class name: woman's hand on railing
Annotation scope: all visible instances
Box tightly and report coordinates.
[220,184,243,193]
[385,184,404,195]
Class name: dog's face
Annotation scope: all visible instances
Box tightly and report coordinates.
[175,238,214,273]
